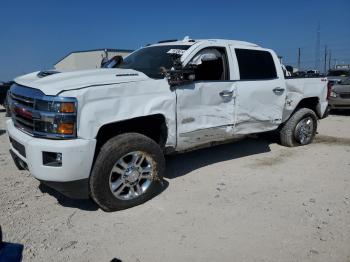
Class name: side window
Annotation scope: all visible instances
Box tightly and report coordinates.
[235,49,277,80]
[189,47,229,81]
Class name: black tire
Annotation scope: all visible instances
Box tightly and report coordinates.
[279,108,318,147]
[90,133,165,212]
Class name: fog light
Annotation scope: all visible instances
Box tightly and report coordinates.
[43,152,62,167]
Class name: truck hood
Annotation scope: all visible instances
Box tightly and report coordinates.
[14,68,150,96]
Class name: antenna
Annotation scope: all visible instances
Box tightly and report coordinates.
[314,22,320,71]
[324,45,327,73]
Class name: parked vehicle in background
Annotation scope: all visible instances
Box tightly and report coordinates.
[6,38,329,211]
[327,69,350,85]
[0,81,13,116]
[293,70,307,78]
[0,82,9,106]
[306,70,323,77]
[328,82,350,109]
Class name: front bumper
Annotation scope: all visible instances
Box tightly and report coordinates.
[6,119,96,198]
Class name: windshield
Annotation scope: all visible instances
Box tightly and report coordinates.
[115,45,191,79]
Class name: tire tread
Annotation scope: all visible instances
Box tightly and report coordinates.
[280,108,317,147]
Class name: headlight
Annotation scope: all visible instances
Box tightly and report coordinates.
[35,100,76,113]
[330,91,338,98]
[9,84,78,139]
[60,102,76,113]
[33,98,77,138]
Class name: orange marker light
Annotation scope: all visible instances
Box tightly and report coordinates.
[60,102,75,113]
[57,123,75,135]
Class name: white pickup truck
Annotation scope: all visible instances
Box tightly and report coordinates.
[6,38,330,211]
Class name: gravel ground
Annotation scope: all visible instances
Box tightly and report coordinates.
[0,108,350,262]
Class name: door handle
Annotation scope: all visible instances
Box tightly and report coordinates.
[273,87,285,95]
[219,90,233,98]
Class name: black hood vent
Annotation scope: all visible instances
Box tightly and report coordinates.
[37,70,60,78]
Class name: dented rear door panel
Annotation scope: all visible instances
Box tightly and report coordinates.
[229,46,287,134]
[234,78,286,134]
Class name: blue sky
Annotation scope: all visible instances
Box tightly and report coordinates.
[0,0,349,80]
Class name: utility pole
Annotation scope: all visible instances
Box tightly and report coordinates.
[315,22,320,70]
[324,45,327,74]
[328,50,332,71]
[297,48,301,70]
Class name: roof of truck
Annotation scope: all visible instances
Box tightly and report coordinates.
[150,38,260,48]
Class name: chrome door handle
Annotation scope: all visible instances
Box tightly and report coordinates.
[273,87,285,95]
[219,90,233,97]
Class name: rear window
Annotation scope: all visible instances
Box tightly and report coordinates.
[235,49,277,80]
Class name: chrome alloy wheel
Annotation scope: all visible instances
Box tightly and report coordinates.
[294,116,314,145]
[109,151,154,200]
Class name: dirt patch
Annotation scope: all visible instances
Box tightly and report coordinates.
[314,135,350,146]
[250,149,294,167]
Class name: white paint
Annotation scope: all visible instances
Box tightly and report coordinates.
[6,119,96,181]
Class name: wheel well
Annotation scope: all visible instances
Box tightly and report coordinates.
[95,114,168,155]
[295,97,320,118]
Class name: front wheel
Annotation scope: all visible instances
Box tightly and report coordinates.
[279,108,318,147]
[90,133,165,211]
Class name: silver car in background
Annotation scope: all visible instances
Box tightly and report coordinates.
[327,69,350,84]
[328,77,350,109]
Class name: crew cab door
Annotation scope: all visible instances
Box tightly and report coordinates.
[176,46,236,150]
[230,47,286,134]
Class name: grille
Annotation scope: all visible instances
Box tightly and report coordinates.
[339,93,350,99]
[10,92,35,135]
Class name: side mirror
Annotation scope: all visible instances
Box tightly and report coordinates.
[189,53,219,67]
[200,53,218,62]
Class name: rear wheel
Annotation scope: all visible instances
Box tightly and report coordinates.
[279,108,318,147]
[90,133,165,211]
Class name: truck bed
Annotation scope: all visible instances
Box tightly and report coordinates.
[283,77,328,120]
